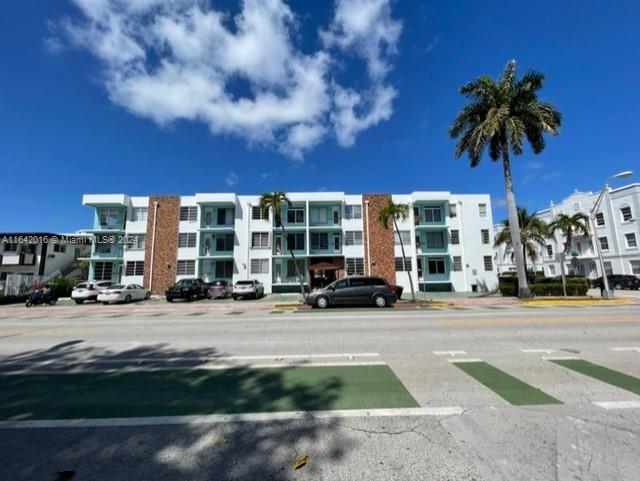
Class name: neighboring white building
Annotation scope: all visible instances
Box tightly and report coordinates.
[81,191,498,294]
[494,183,640,279]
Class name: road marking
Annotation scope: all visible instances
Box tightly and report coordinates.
[433,350,467,357]
[549,359,640,396]
[447,358,483,363]
[594,401,640,410]
[610,347,640,353]
[542,356,579,361]
[0,406,464,429]
[520,349,556,354]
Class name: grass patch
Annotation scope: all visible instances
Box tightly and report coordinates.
[453,361,561,406]
[187,312,207,316]
[550,359,640,395]
[227,311,244,315]
[0,365,418,421]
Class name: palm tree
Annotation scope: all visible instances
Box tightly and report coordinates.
[449,60,561,297]
[548,213,591,256]
[376,200,416,302]
[494,207,549,275]
[259,192,306,300]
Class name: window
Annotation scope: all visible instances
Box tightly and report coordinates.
[450,230,460,245]
[344,204,362,220]
[132,207,148,222]
[251,206,268,220]
[423,206,442,223]
[93,262,113,281]
[176,260,195,276]
[178,233,197,248]
[127,234,146,250]
[479,203,487,217]
[53,244,66,253]
[287,208,304,224]
[599,236,609,251]
[311,232,329,250]
[595,212,605,226]
[215,234,234,252]
[179,206,197,222]
[604,261,613,276]
[481,229,490,245]
[546,245,553,257]
[346,257,364,276]
[287,259,304,278]
[620,206,633,222]
[310,207,328,224]
[425,231,444,249]
[250,259,269,274]
[4,243,18,252]
[287,233,305,250]
[449,204,457,218]
[625,233,638,248]
[630,260,640,275]
[251,232,269,249]
[548,265,556,276]
[427,257,446,274]
[333,233,341,251]
[345,231,363,246]
[98,208,122,228]
[452,256,462,271]
[334,279,348,290]
[394,231,411,245]
[483,256,493,271]
[95,241,114,254]
[217,208,234,225]
[125,261,144,276]
[395,257,412,271]
[215,260,234,278]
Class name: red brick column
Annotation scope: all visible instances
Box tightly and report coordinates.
[363,194,396,284]
[143,196,179,294]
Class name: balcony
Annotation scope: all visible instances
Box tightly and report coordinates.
[200,206,235,230]
[91,246,123,259]
[309,232,342,255]
[416,230,448,254]
[414,203,447,228]
[309,203,342,227]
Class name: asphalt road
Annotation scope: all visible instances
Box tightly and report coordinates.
[1,304,639,481]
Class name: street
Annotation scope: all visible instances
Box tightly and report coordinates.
[1,303,639,480]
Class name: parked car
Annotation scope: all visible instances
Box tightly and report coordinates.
[206,280,232,299]
[306,276,398,308]
[71,281,114,304]
[232,280,264,300]
[165,278,207,302]
[592,275,640,290]
[98,284,150,304]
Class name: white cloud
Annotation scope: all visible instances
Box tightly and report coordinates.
[526,160,544,170]
[55,0,402,158]
[225,172,238,187]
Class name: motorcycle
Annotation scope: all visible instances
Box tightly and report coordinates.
[25,290,58,307]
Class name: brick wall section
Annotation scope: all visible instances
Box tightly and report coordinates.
[362,193,396,285]
[143,196,180,294]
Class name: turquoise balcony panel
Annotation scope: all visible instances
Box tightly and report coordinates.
[93,207,126,231]
[413,202,447,227]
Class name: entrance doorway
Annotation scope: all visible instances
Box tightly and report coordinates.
[308,259,342,290]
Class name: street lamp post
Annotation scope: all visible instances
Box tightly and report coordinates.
[590,170,633,298]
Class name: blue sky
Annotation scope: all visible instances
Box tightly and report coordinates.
[1,0,638,232]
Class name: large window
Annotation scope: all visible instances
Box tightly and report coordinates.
[217,208,234,225]
[287,259,304,279]
[423,206,442,223]
[483,256,493,271]
[131,207,148,222]
[287,208,305,224]
[178,233,197,248]
[176,260,195,276]
[481,229,490,245]
[595,212,605,226]
[179,207,197,222]
[287,233,305,250]
[450,230,459,245]
[250,259,269,274]
[452,256,462,271]
[311,232,329,250]
[125,261,144,276]
[127,234,146,250]
[310,207,328,224]
[427,257,446,275]
[394,231,411,245]
[251,232,269,249]
[620,206,633,222]
[395,257,412,272]
[3,243,18,252]
[344,204,362,220]
[625,233,638,248]
[215,234,234,252]
[98,208,122,228]
[215,260,234,278]
[425,231,444,249]
[346,257,365,276]
[93,262,113,281]
[345,231,363,246]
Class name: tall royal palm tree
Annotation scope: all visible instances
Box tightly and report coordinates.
[449,60,561,297]
[494,207,549,274]
[376,200,416,302]
[548,213,591,256]
[259,192,306,299]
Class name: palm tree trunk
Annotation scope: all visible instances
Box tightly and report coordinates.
[393,216,416,302]
[279,223,306,300]
[502,148,532,298]
[522,244,528,278]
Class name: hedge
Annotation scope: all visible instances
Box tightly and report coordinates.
[0,295,29,305]
[498,276,589,297]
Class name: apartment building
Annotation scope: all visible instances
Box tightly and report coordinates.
[82,192,498,294]
[494,183,640,278]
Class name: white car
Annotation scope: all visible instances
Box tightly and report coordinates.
[71,281,114,304]
[232,280,265,300]
[97,284,150,304]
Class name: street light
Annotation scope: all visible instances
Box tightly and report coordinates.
[590,170,634,298]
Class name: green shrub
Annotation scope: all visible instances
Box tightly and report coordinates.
[498,276,518,296]
[0,294,29,305]
[47,275,77,298]
[499,276,589,297]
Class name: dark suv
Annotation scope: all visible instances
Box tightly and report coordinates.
[306,276,398,308]
[592,275,640,290]
[165,278,207,302]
